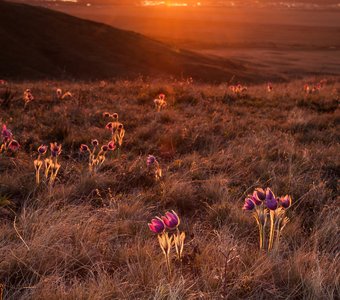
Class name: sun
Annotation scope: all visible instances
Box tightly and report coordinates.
[141,1,202,7]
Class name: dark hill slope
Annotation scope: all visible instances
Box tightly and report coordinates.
[0,1,258,82]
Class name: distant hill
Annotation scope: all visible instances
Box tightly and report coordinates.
[0,0,260,82]
[7,0,340,7]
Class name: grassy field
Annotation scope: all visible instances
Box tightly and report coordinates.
[0,78,339,299]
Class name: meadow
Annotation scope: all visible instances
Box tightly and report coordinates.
[0,77,339,299]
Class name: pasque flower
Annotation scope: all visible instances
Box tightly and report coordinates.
[37,142,62,185]
[104,114,125,155]
[50,142,62,157]
[34,145,48,184]
[80,140,112,174]
[243,188,292,251]
[162,211,180,230]
[8,140,20,151]
[1,124,21,154]
[254,188,266,202]
[154,94,167,112]
[105,122,113,130]
[265,188,278,210]
[91,139,99,147]
[249,194,262,206]
[38,145,48,155]
[149,211,185,276]
[146,155,162,180]
[242,187,292,253]
[147,155,156,166]
[279,195,292,209]
[80,144,90,152]
[108,141,116,151]
[242,197,255,211]
[148,217,165,234]
[2,124,13,142]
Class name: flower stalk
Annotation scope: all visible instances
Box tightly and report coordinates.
[1,124,20,155]
[104,113,125,156]
[146,155,162,181]
[80,140,115,174]
[148,210,185,278]
[154,93,167,112]
[242,188,292,253]
[34,143,61,185]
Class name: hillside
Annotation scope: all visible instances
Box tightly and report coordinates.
[0,1,257,82]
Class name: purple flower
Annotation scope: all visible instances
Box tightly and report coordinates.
[101,145,109,152]
[265,188,278,210]
[161,211,180,230]
[80,144,89,152]
[108,141,116,151]
[105,122,113,130]
[250,194,262,206]
[148,217,165,234]
[2,124,13,142]
[8,140,20,151]
[91,139,99,147]
[50,142,62,157]
[147,155,156,167]
[254,188,266,201]
[280,195,292,209]
[38,145,48,155]
[243,198,255,211]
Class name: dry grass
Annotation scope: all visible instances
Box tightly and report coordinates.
[0,77,339,299]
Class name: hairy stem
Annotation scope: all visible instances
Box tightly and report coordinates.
[268,210,275,251]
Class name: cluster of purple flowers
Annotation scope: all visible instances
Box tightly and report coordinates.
[242,187,292,252]
[34,142,62,185]
[148,210,180,234]
[104,112,125,149]
[79,139,116,174]
[1,124,20,152]
[243,188,292,211]
[148,210,185,272]
[80,139,116,154]
[37,143,62,157]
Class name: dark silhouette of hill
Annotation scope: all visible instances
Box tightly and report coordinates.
[0,0,259,82]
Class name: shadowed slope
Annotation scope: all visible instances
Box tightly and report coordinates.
[0,1,261,82]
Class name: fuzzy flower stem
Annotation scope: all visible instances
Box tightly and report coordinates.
[166,253,171,279]
[274,218,282,251]
[262,216,267,250]
[268,210,275,251]
[158,232,172,279]
[253,213,262,250]
[36,169,40,185]
[259,222,263,250]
